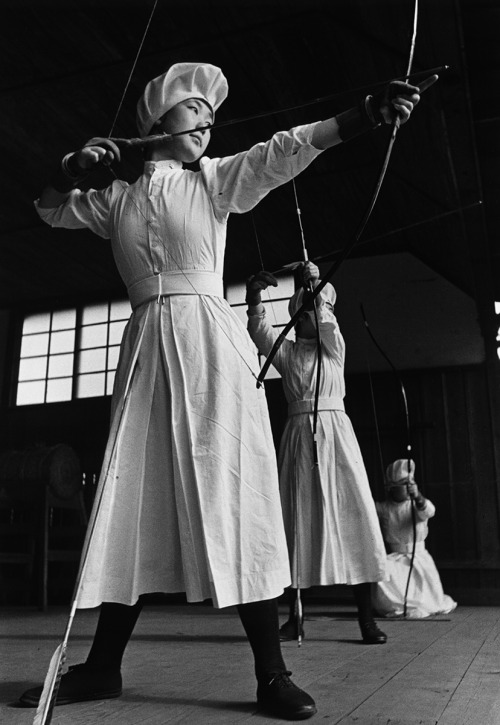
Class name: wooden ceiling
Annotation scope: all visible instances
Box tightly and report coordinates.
[2,0,499,312]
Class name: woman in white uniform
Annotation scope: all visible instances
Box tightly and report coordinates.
[246,263,388,645]
[20,62,424,719]
[373,459,457,619]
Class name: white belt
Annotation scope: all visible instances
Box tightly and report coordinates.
[287,396,345,416]
[128,271,224,309]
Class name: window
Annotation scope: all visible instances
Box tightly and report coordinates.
[16,300,131,405]
[226,275,295,379]
[76,301,131,398]
[17,310,76,405]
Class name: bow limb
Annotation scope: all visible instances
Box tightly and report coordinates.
[360,304,411,456]
[360,303,416,617]
[257,0,419,389]
[256,123,400,388]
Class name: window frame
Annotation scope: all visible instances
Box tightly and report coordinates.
[14,299,131,407]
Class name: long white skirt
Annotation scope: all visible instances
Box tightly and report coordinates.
[76,296,291,609]
[372,545,457,618]
[278,409,387,588]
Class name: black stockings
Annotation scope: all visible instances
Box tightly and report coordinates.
[237,598,287,680]
[352,582,374,623]
[86,598,144,670]
[284,583,374,623]
[85,596,286,681]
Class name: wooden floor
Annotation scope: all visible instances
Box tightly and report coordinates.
[1,602,500,724]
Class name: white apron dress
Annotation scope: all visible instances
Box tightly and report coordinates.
[247,287,387,588]
[36,124,323,609]
[373,498,457,618]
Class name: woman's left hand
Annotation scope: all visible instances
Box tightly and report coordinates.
[375,74,438,125]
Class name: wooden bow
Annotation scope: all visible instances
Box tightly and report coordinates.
[257,0,423,389]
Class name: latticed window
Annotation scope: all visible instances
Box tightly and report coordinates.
[16,300,131,405]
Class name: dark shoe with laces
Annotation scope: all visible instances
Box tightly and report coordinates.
[279,618,305,642]
[359,620,387,644]
[19,663,122,707]
[257,670,317,720]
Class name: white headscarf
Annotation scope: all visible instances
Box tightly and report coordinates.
[288,282,337,319]
[385,459,416,488]
[136,62,228,137]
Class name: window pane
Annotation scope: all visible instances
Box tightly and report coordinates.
[108,346,120,370]
[225,282,246,305]
[82,304,108,325]
[17,380,46,405]
[110,300,131,320]
[267,276,295,300]
[109,320,127,345]
[263,298,290,324]
[106,370,116,395]
[52,309,76,331]
[231,305,248,327]
[18,356,47,381]
[46,377,72,402]
[79,348,106,373]
[50,329,75,354]
[23,313,51,334]
[21,333,49,357]
[48,353,74,378]
[80,324,108,349]
[77,372,105,398]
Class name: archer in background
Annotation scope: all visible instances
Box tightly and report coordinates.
[20,60,425,721]
[246,262,388,645]
[373,459,457,619]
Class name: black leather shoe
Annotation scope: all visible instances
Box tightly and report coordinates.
[19,663,122,707]
[257,670,317,720]
[359,620,387,644]
[279,618,305,642]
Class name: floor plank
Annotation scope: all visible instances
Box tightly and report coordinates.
[0,604,496,724]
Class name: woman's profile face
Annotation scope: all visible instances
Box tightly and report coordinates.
[153,98,213,162]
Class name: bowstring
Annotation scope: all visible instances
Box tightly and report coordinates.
[102,0,260,381]
[402,0,419,618]
[107,0,160,138]
[251,212,279,327]
[256,0,421,389]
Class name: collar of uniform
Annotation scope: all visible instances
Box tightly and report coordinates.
[144,159,183,173]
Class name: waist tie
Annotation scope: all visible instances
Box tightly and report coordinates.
[128,271,224,309]
[287,396,345,416]
[387,541,426,554]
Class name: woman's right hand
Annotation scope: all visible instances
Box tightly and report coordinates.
[245,271,278,306]
[72,137,122,171]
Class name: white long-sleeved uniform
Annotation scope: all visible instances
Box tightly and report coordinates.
[247,287,387,588]
[373,497,457,618]
[36,124,323,609]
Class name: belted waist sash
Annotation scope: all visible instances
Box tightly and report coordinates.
[128,271,224,309]
[287,396,345,416]
[387,541,426,554]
